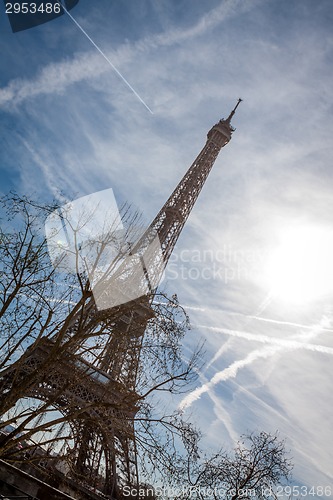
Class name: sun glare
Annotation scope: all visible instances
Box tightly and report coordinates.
[265,226,333,304]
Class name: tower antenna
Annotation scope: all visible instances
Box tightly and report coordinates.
[226,98,243,123]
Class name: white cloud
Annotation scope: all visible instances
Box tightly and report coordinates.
[179,325,333,411]
[0,0,261,110]
[180,345,280,410]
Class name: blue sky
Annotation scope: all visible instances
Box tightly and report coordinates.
[1,0,333,491]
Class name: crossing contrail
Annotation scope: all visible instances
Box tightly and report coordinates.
[179,345,281,410]
[179,320,333,410]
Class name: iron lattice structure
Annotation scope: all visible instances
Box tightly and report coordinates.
[0,101,240,499]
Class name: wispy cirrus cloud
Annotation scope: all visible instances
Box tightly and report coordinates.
[179,317,333,410]
[180,345,280,410]
[0,0,262,109]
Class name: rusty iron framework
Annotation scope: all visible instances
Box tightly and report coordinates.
[0,101,240,499]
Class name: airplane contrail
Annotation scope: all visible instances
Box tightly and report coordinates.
[179,319,333,410]
[179,303,333,332]
[195,324,333,355]
[180,345,281,410]
[58,2,153,114]
[254,291,274,316]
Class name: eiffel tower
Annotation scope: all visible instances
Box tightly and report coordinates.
[0,100,241,499]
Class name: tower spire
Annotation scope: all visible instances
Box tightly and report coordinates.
[226,97,243,124]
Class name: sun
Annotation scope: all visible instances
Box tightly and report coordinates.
[264,225,333,304]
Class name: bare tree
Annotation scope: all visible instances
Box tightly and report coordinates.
[0,194,292,499]
[0,193,203,493]
[168,431,293,500]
